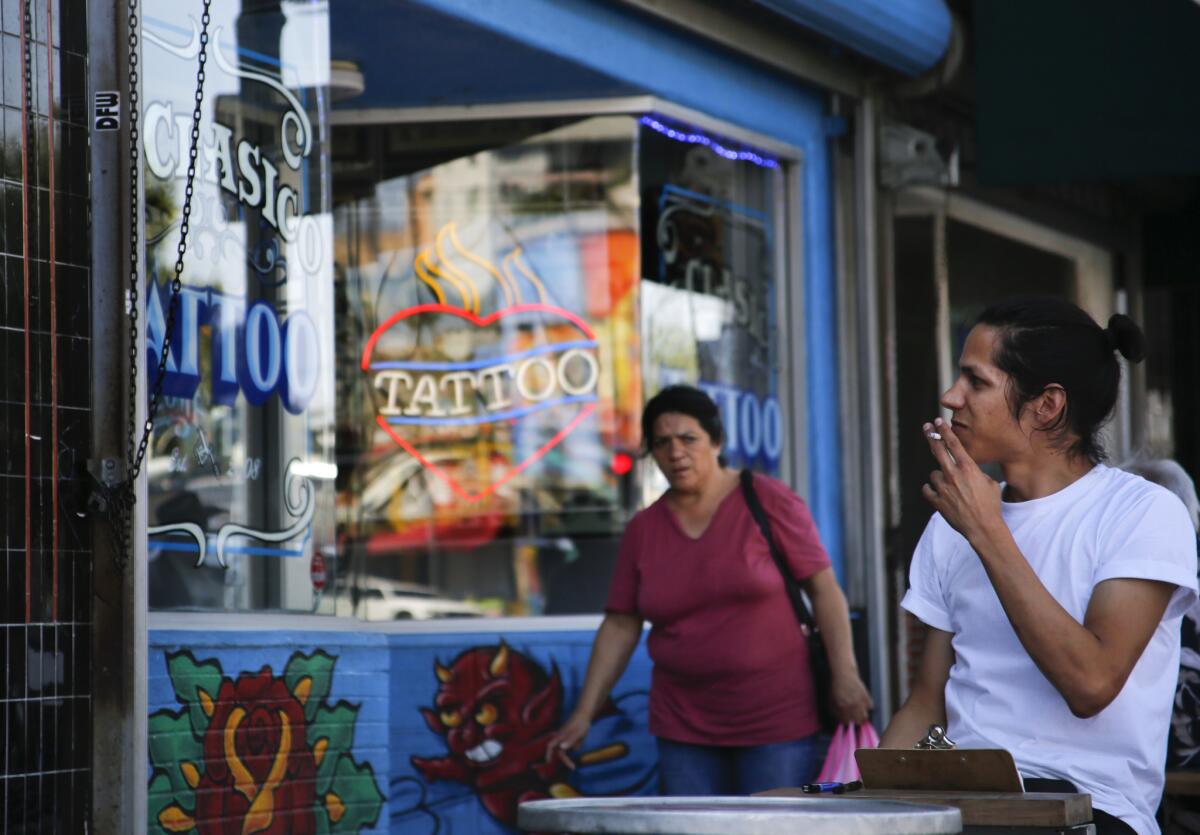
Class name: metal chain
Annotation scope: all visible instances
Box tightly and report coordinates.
[22,2,32,146]
[125,0,140,472]
[105,0,211,569]
[129,0,211,481]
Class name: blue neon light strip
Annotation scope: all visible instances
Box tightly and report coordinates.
[370,340,598,373]
[386,394,597,426]
[661,184,770,224]
[640,116,779,169]
[150,539,305,558]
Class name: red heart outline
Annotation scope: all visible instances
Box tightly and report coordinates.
[362,303,599,503]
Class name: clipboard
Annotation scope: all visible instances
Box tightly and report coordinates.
[855,748,1024,793]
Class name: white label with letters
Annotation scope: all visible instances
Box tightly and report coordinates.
[94,91,120,131]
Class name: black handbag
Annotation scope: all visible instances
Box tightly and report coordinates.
[739,469,836,730]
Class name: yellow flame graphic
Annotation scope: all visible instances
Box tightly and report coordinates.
[413,250,448,306]
[447,222,514,308]
[419,249,468,309]
[413,223,550,312]
[434,225,480,313]
[503,246,549,305]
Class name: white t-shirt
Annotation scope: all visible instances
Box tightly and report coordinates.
[903,464,1199,835]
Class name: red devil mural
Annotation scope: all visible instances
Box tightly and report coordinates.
[411,642,625,827]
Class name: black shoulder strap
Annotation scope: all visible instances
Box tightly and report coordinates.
[739,469,817,632]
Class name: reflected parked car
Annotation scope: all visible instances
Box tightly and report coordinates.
[335,576,484,621]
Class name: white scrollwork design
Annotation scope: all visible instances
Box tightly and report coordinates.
[143,21,313,171]
[149,192,245,267]
[213,459,315,567]
[209,28,312,170]
[656,199,715,267]
[148,522,208,568]
[142,17,203,60]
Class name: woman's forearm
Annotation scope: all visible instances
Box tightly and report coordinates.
[807,570,859,675]
[806,568,874,723]
[571,613,643,719]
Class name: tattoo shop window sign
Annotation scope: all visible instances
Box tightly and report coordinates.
[94,91,120,131]
[361,223,603,504]
[146,280,321,414]
[699,380,784,471]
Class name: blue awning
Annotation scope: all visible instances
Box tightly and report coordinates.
[752,0,952,77]
[338,0,830,150]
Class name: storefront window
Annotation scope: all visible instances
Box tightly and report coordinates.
[332,117,642,617]
[143,1,337,612]
[638,116,787,504]
[140,5,796,617]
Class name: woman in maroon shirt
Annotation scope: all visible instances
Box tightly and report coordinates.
[546,385,872,794]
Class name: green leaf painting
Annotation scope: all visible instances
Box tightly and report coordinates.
[165,651,223,738]
[309,702,358,796]
[284,649,336,724]
[326,755,387,834]
[148,710,203,796]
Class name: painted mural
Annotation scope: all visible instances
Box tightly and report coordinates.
[148,650,385,834]
[149,630,657,835]
[409,642,636,828]
[392,636,656,833]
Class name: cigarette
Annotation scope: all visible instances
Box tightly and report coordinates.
[927,432,942,441]
[578,743,628,765]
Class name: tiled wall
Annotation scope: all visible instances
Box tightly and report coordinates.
[1,0,91,831]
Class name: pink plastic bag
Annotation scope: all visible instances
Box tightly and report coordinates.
[815,722,880,783]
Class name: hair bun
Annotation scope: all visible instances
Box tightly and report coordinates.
[1105,314,1146,362]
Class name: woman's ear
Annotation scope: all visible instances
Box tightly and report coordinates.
[1034,384,1068,427]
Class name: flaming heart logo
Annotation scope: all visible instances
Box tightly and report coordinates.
[361,224,601,503]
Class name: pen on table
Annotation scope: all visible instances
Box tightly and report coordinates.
[801,781,843,793]
[832,780,863,794]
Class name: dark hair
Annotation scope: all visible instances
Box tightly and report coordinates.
[975,296,1146,463]
[640,385,725,456]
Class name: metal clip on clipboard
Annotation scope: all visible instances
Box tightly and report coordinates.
[855,725,1024,792]
[914,724,956,750]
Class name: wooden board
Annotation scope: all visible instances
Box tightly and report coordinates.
[1165,770,1200,797]
[855,748,1024,793]
[758,789,1092,828]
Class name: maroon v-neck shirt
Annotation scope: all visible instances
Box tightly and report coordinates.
[606,473,831,745]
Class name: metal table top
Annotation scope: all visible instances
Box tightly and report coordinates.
[518,795,964,834]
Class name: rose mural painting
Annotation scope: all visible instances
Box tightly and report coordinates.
[147,650,385,834]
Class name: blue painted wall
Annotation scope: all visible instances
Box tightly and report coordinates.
[150,629,656,835]
[801,128,844,581]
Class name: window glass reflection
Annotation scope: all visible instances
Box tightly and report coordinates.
[333,117,641,617]
[639,118,787,502]
[143,0,337,612]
